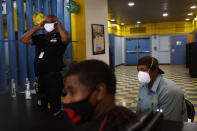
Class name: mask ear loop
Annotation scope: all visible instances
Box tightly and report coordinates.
[148,58,154,73]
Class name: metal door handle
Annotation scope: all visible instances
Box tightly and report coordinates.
[127,51,150,53]
[138,51,150,53]
[127,51,137,53]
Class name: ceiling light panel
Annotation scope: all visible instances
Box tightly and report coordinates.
[121,23,125,25]
[111,24,117,27]
[185,18,190,21]
[128,2,135,6]
[163,13,168,17]
[111,19,115,22]
[190,5,196,9]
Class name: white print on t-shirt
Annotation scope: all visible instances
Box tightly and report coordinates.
[39,52,45,59]
[50,38,57,43]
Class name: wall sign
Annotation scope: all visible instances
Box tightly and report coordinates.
[92,24,105,55]
[176,41,182,45]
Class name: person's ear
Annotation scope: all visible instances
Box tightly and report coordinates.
[95,83,107,101]
[150,68,158,78]
[154,68,159,76]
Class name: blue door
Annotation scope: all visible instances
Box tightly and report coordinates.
[126,38,150,65]
[139,39,151,58]
[126,39,138,65]
[109,34,115,70]
[172,36,187,65]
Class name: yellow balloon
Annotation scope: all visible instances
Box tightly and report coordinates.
[32,12,46,26]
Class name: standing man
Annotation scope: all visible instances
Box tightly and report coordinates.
[20,15,71,115]
[136,56,188,121]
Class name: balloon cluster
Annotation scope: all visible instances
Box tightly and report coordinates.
[32,12,46,26]
[67,0,79,13]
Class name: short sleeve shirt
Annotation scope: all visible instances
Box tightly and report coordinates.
[32,33,67,76]
[137,74,188,121]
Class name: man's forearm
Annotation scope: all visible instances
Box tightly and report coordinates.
[57,24,71,44]
[20,26,40,44]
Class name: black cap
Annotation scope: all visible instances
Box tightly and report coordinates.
[137,56,165,74]
[158,68,165,74]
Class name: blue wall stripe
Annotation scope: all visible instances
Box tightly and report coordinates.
[43,0,50,16]
[35,0,43,12]
[16,0,27,90]
[6,0,18,89]
[64,0,72,59]
[0,0,7,92]
[57,0,64,27]
[51,0,57,15]
[26,0,35,87]
[109,34,115,70]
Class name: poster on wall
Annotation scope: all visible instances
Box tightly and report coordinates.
[92,24,105,55]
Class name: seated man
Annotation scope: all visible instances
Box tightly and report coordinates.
[136,56,188,121]
[63,59,137,131]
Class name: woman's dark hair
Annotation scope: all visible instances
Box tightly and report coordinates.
[66,59,116,94]
[137,56,158,71]
[137,56,164,74]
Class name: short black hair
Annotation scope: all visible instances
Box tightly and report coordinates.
[47,15,57,18]
[66,59,116,94]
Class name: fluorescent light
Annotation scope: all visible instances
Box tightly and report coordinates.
[111,19,115,22]
[121,23,125,26]
[137,21,141,24]
[185,18,190,21]
[190,5,196,9]
[128,2,135,6]
[111,24,117,27]
[194,18,197,21]
[163,13,168,17]
[188,13,193,16]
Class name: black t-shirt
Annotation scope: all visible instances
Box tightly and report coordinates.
[73,106,137,131]
[32,33,67,76]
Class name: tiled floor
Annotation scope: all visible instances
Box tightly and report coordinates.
[115,65,197,122]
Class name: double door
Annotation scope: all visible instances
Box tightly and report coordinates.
[126,38,150,65]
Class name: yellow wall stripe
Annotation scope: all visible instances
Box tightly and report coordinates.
[71,0,86,62]
[109,21,193,36]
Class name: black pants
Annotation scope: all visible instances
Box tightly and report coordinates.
[37,72,63,113]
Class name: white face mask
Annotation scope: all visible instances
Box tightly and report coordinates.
[138,71,151,84]
[44,23,55,32]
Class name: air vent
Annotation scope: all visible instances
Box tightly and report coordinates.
[175,24,185,32]
[130,27,146,33]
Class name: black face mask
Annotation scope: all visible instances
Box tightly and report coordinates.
[63,90,96,125]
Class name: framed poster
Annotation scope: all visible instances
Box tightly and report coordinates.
[92,24,105,55]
